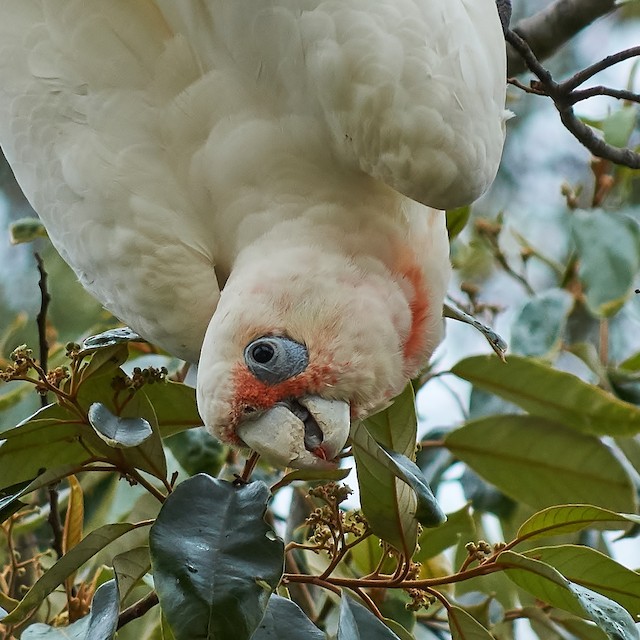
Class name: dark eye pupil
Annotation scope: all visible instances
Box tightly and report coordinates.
[252,343,275,364]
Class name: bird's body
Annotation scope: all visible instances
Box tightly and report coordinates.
[0,0,507,466]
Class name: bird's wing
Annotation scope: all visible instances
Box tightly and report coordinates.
[157,0,508,210]
[0,0,223,360]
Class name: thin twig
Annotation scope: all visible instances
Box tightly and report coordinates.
[117,590,159,629]
[506,29,640,169]
[47,484,65,560]
[34,252,50,408]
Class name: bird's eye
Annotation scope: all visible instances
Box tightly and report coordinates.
[244,336,308,385]
[251,342,275,364]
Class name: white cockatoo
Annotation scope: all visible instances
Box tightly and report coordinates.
[0,1,508,468]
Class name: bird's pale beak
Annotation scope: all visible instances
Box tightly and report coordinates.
[236,395,350,469]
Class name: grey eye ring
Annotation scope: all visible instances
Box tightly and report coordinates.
[244,336,309,385]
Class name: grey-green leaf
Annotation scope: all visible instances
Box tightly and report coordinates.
[572,209,640,317]
[84,579,120,640]
[20,579,119,640]
[82,327,144,350]
[337,594,402,640]
[149,474,284,640]
[510,289,574,357]
[88,402,153,448]
[381,448,446,526]
[250,595,324,639]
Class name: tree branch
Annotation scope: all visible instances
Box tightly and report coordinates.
[507,0,617,75]
[505,29,640,169]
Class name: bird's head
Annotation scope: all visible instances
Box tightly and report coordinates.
[195,231,448,469]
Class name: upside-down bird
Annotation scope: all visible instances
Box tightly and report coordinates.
[0,1,508,468]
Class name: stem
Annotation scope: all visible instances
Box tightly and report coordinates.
[34,252,50,408]
[117,590,159,629]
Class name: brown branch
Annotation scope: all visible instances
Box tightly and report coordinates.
[34,252,50,408]
[47,484,64,560]
[507,0,617,75]
[506,29,640,169]
[117,590,159,629]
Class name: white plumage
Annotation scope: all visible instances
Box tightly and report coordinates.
[0,0,507,467]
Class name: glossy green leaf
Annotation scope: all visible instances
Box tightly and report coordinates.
[501,552,639,639]
[415,504,475,561]
[337,593,402,639]
[352,421,418,554]
[448,606,494,639]
[444,415,636,511]
[353,385,419,553]
[572,209,640,317]
[382,447,446,526]
[84,579,120,640]
[250,595,324,639]
[444,304,507,361]
[149,475,284,640]
[21,579,119,640]
[88,402,153,448]
[1,523,140,624]
[0,404,102,489]
[517,505,640,542]
[113,546,151,603]
[452,355,640,436]
[78,344,130,383]
[524,545,640,618]
[510,289,574,357]
[271,466,351,491]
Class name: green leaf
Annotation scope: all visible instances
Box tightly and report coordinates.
[446,206,471,240]
[444,415,636,511]
[517,505,640,542]
[83,579,120,640]
[88,402,153,448]
[1,523,140,624]
[382,448,446,526]
[443,304,507,361]
[501,552,639,639]
[602,107,637,148]
[566,584,639,640]
[8,217,48,245]
[353,385,419,554]
[78,344,130,383]
[271,466,351,491]
[113,546,151,603]
[250,595,324,639]
[149,475,284,640]
[510,289,574,357]
[21,579,119,640]
[82,328,144,350]
[448,606,494,639]
[524,545,640,618]
[415,504,475,561]
[21,618,90,639]
[0,465,84,525]
[144,381,203,439]
[352,421,418,554]
[572,209,640,317]
[337,593,402,639]
[0,404,102,489]
[452,355,640,436]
